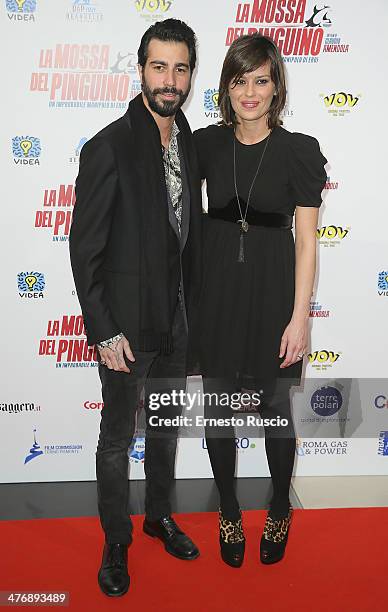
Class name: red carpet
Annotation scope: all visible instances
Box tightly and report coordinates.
[0,509,384,611]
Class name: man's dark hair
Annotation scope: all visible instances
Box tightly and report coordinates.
[137,18,197,72]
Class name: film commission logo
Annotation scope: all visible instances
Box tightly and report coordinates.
[307,350,341,371]
[134,0,173,21]
[12,136,41,166]
[17,271,45,299]
[39,314,98,368]
[317,225,350,247]
[321,91,361,116]
[378,271,388,297]
[30,45,142,109]
[66,0,103,23]
[24,429,83,465]
[35,184,75,242]
[226,1,350,60]
[5,0,36,22]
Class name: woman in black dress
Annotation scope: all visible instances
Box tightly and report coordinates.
[193,34,327,567]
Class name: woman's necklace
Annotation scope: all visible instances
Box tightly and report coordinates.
[233,129,271,263]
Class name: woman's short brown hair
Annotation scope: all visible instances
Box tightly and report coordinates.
[218,34,287,129]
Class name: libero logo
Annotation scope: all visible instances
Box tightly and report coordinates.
[316,225,350,247]
[226,1,350,62]
[307,350,341,371]
[29,44,138,109]
[38,314,98,368]
[5,0,36,21]
[12,136,41,165]
[34,184,75,242]
[17,271,45,299]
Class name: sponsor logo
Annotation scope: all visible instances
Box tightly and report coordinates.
[24,429,43,464]
[17,271,45,299]
[66,0,103,22]
[6,0,36,21]
[38,314,98,367]
[324,175,339,190]
[204,88,221,120]
[374,396,388,410]
[310,300,330,318]
[307,350,341,371]
[202,438,256,452]
[129,436,145,463]
[226,1,350,62]
[30,45,137,109]
[69,137,88,164]
[134,0,172,22]
[296,438,349,456]
[12,136,41,165]
[1,402,41,413]
[310,386,343,417]
[35,184,75,242]
[321,92,360,116]
[377,431,388,456]
[378,271,388,297]
[317,225,350,247]
[84,400,103,410]
[280,105,294,119]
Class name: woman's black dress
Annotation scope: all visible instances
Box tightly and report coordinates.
[193,124,327,389]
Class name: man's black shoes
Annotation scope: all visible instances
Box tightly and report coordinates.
[98,543,130,597]
[143,516,200,560]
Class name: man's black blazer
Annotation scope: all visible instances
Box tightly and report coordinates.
[69,105,202,350]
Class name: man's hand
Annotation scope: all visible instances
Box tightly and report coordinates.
[98,335,135,373]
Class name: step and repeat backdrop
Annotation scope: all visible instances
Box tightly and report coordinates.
[1,0,387,483]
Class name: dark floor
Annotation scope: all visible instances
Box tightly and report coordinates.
[0,478,301,521]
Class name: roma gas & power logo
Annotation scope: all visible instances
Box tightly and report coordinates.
[225,1,350,61]
[296,439,348,456]
[38,314,97,367]
[5,0,36,21]
[30,45,138,109]
[316,225,350,247]
[321,91,360,116]
[66,0,103,23]
[307,350,341,371]
[12,136,41,165]
[377,271,388,297]
[204,89,221,120]
[35,184,75,242]
[17,271,45,298]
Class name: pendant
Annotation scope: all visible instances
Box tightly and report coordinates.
[238,230,245,263]
[238,219,249,233]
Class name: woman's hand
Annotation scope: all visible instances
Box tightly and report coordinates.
[279,316,309,368]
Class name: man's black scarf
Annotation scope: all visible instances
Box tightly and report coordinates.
[127,93,200,354]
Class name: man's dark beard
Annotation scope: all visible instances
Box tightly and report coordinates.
[142,77,190,117]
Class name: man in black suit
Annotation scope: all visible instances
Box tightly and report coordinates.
[69,19,202,597]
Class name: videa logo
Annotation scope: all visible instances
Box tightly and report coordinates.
[317,225,349,247]
[17,271,45,298]
[12,136,41,165]
[308,350,341,371]
[378,271,388,297]
[135,0,172,13]
[6,0,36,21]
[204,88,221,119]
